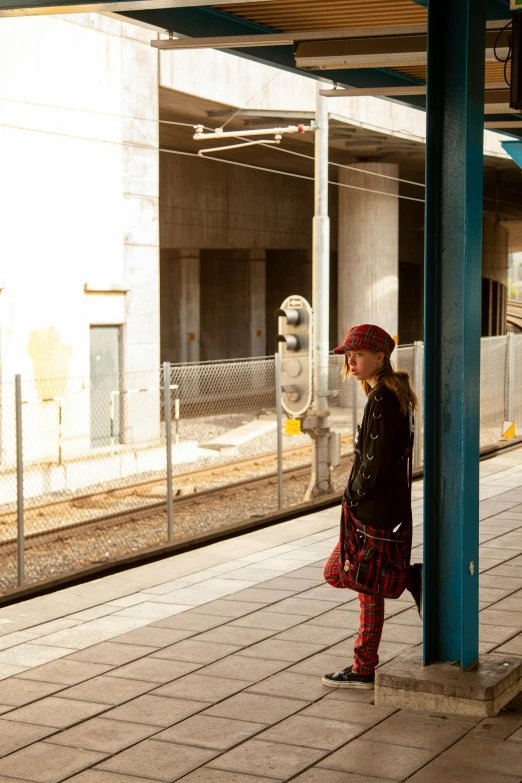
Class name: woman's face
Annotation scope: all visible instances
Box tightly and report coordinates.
[346,349,384,383]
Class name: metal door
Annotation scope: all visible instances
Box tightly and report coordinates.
[90,326,121,447]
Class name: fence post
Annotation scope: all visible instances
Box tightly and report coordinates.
[57,398,63,466]
[506,331,515,423]
[413,340,424,468]
[14,374,24,586]
[163,362,174,543]
[174,386,180,446]
[275,352,283,509]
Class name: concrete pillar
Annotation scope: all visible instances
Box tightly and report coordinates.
[179,249,201,363]
[121,24,160,377]
[338,162,399,343]
[119,23,160,445]
[248,250,266,357]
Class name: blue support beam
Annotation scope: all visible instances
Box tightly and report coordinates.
[423,0,486,670]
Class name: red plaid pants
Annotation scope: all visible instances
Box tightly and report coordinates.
[353,593,385,675]
[324,540,413,675]
[324,542,385,674]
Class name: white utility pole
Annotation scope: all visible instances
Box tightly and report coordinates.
[304,81,332,500]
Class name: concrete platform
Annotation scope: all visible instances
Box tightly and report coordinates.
[202,419,277,453]
[0,447,521,780]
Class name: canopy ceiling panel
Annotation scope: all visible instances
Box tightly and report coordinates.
[215,0,427,32]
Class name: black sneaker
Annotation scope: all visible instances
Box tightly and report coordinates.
[410,562,423,618]
[322,665,375,689]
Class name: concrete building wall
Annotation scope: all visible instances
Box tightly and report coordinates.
[0,13,160,465]
[501,220,522,254]
[0,14,160,389]
[160,152,329,251]
[159,152,339,362]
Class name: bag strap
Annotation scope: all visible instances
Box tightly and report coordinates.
[407,405,414,503]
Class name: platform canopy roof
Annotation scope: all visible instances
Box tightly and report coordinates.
[2,0,520,133]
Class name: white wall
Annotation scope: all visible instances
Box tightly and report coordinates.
[0,13,160,387]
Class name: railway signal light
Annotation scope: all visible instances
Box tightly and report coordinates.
[276,295,313,417]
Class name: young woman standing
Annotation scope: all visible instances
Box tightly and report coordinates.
[323,324,422,688]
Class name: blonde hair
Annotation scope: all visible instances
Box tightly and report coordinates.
[342,353,418,415]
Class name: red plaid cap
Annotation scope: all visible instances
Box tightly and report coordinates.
[333,324,396,356]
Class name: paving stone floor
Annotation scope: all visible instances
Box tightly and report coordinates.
[0,449,522,781]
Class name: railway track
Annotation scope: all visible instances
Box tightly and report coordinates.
[0,441,317,518]
[0,453,339,551]
[0,438,352,544]
[0,450,354,597]
[2,437,519,602]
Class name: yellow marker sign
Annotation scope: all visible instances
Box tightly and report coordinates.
[503,420,516,439]
[285,419,301,435]
[188,333,196,341]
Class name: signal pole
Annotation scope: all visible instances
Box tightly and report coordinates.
[303,80,332,499]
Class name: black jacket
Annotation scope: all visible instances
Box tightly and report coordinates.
[344,382,413,530]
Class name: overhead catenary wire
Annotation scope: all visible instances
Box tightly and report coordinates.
[220,70,283,131]
[161,119,428,191]
[159,81,425,190]
[242,136,426,187]
[160,146,522,218]
[189,132,520,207]
[189,125,426,188]
[162,124,520,210]
[160,123,514,194]
[160,146,426,203]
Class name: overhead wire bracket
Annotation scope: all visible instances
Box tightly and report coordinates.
[193,122,315,155]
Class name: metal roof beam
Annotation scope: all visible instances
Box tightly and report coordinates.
[320,85,427,97]
[151,24,429,49]
[151,18,510,51]
[485,120,522,128]
[320,86,511,104]
[294,28,511,71]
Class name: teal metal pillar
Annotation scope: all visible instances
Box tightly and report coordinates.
[423,0,485,670]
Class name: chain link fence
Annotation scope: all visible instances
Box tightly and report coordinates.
[0,336,517,595]
[512,334,522,429]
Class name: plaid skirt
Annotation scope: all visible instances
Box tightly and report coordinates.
[324,502,412,599]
